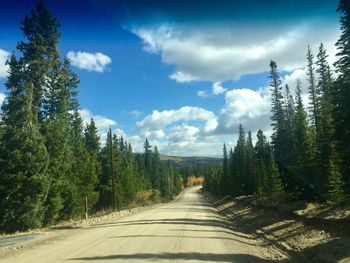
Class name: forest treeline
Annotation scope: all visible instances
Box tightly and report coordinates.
[0,2,189,233]
[203,0,350,204]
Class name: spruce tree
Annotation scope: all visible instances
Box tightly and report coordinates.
[17,1,61,121]
[232,124,246,196]
[42,58,77,225]
[96,130,114,210]
[326,154,346,203]
[152,146,162,190]
[83,118,101,211]
[0,1,61,231]
[293,79,316,198]
[269,61,288,187]
[143,139,153,185]
[245,131,255,194]
[283,84,297,191]
[306,46,320,130]
[0,55,49,232]
[254,130,269,196]
[333,0,350,188]
[315,44,342,198]
[221,143,229,195]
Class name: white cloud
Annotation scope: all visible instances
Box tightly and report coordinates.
[216,88,271,135]
[136,106,218,134]
[197,89,210,98]
[67,51,112,73]
[0,49,10,78]
[168,124,199,143]
[169,71,198,82]
[197,82,228,98]
[130,20,339,82]
[134,106,223,156]
[212,82,227,95]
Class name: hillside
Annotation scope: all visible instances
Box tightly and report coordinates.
[159,155,222,167]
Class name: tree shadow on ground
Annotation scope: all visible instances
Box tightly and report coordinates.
[68,252,289,262]
[89,218,231,229]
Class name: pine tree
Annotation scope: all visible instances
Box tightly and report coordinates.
[84,118,101,211]
[245,131,255,194]
[333,0,350,188]
[42,58,77,225]
[293,79,316,198]
[315,44,341,198]
[267,151,284,195]
[96,130,114,210]
[269,61,288,187]
[326,154,346,203]
[17,1,61,121]
[221,143,229,195]
[143,139,153,185]
[232,124,246,196]
[0,1,61,231]
[254,130,269,195]
[0,54,49,232]
[283,84,297,191]
[254,129,283,196]
[306,46,320,129]
[152,146,162,190]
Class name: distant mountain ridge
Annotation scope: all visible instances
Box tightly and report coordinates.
[159,155,222,167]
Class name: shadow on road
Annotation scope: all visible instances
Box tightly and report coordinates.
[68,252,286,262]
[89,218,230,229]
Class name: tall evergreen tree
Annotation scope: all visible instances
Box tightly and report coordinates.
[333,0,350,188]
[221,143,229,195]
[269,61,288,188]
[42,59,75,225]
[83,118,101,211]
[0,54,49,231]
[315,44,342,198]
[232,124,246,196]
[254,130,269,195]
[143,139,153,183]
[17,1,61,121]
[245,131,255,194]
[269,61,284,152]
[293,80,316,198]
[152,146,162,190]
[306,46,320,129]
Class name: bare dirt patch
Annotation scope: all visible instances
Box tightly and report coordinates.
[203,192,350,263]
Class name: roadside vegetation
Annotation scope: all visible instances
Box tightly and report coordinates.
[0,2,187,233]
[204,0,350,206]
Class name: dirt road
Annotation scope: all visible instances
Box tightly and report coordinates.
[1,187,287,262]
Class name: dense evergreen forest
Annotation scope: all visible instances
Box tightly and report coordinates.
[0,2,188,233]
[204,0,350,204]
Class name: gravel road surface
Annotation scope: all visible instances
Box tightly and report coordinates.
[0,186,286,262]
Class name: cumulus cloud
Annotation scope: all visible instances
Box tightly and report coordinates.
[67,51,111,72]
[137,106,218,134]
[216,88,271,135]
[134,106,222,155]
[197,82,227,98]
[0,49,10,78]
[212,82,227,95]
[130,19,339,83]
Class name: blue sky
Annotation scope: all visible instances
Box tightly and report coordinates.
[0,0,341,156]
